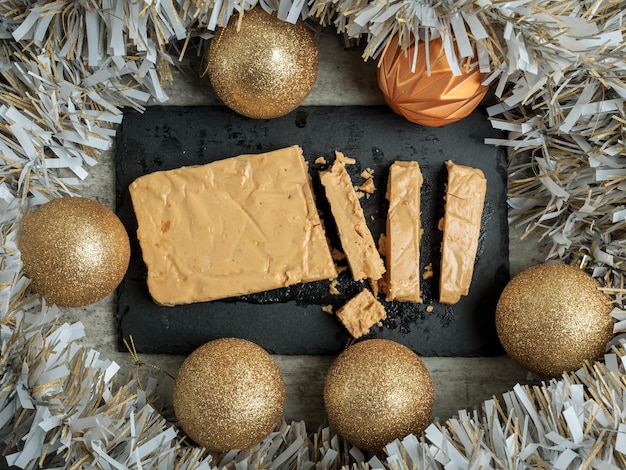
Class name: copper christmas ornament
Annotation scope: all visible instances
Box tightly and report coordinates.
[173,337,285,452]
[377,36,488,127]
[324,339,434,451]
[496,263,614,378]
[205,8,318,119]
[19,197,130,307]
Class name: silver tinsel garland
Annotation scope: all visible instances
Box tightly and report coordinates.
[0,0,625,468]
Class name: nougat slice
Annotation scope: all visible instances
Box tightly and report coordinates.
[439,160,486,305]
[336,289,387,338]
[385,161,423,302]
[320,152,385,282]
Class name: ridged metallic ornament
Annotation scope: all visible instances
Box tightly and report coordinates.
[377,36,488,127]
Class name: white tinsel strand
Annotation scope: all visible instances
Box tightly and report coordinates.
[0,0,186,219]
[0,0,624,468]
[485,0,626,295]
[0,266,215,469]
[2,0,185,71]
[308,0,507,74]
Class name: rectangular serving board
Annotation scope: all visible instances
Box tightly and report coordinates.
[116,105,509,356]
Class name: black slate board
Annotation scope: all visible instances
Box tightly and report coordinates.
[116,105,509,356]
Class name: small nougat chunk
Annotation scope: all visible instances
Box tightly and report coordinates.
[336,289,387,338]
[129,145,337,306]
[320,152,385,281]
[385,161,423,302]
[439,160,486,305]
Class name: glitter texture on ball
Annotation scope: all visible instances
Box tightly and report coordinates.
[324,339,434,451]
[173,337,285,452]
[377,35,488,127]
[496,263,614,378]
[19,197,130,307]
[205,7,318,119]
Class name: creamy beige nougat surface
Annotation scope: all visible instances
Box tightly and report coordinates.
[319,153,385,281]
[439,160,486,305]
[129,145,337,306]
[385,161,423,302]
[336,288,387,338]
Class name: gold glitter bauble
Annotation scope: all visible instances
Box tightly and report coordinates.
[19,197,130,307]
[377,36,488,127]
[173,338,285,452]
[206,8,318,119]
[324,339,434,451]
[496,263,613,378]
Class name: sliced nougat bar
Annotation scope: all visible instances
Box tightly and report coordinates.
[384,161,423,302]
[439,160,486,305]
[320,152,385,282]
